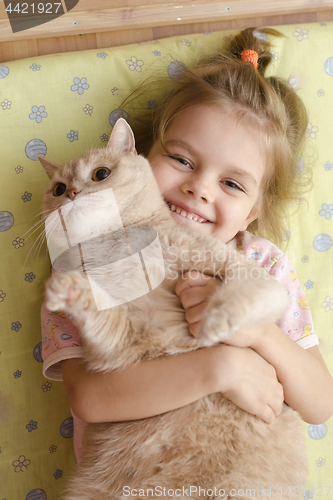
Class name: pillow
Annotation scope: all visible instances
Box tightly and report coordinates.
[0,22,332,499]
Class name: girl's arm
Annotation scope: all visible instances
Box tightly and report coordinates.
[61,342,284,425]
[176,272,333,424]
[249,328,333,424]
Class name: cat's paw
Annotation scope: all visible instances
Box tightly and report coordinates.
[197,275,289,347]
[45,272,96,312]
[197,293,240,346]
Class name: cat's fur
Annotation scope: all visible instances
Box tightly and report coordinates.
[41,119,307,500]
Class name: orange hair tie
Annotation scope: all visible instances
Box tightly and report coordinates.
[240,49,258,69]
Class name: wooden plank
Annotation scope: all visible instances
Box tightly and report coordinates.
[37,32,97,56]
[0,37,38,61]
[96,27,153,49]
[0,0,332,42]
[1,9,333,63]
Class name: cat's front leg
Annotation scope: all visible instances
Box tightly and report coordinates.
[46,271,134,371]
[197,263,289,346]
[45,271,98,313]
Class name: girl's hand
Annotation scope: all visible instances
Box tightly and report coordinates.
[215,345,284,424]
[175,271,219,338]
[175,271,266,348]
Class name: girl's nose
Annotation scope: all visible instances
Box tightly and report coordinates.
[66,187,80,201]
[181,178,214,203]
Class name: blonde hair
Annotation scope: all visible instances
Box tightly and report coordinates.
[126,28,310,246]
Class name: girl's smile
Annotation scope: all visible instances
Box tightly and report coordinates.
[166,201,212,223]
[148,104,266,243]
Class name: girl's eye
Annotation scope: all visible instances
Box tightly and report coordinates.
[92,167,111,181]
[222,180,244,192]
[53,183,66,197]
[170,156,191,168]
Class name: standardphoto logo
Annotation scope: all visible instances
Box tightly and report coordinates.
[4,0,80,33]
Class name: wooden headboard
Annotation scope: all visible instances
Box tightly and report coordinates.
[0,0,333,62]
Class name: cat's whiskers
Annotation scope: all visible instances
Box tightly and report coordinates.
[23,209,60,265]
[23,221,51,265]
[21,208,54,242]
[25,206,57,231]
[23,230,48,266]
[22,220,47,249]
[35,206,57,219]
[35,214,61,263]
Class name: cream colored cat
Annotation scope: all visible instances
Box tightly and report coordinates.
[41,119,307,500]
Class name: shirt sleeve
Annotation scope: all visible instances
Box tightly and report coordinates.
[237,231,319,349]
[41,300,85,381]
[269,253,319,348]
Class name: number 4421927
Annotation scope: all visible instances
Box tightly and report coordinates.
[274,486,332,496]
[5,3,62,14]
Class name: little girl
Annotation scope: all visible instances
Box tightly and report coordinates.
[41,27,333,463]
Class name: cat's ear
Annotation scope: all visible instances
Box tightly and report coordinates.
[38,156,60,179]
[107,118,136,155]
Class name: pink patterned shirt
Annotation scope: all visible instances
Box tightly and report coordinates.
[41,230,318,461]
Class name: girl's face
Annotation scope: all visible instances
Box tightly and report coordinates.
[148,105,266,243]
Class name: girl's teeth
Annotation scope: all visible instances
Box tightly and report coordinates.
[168,202,207,223]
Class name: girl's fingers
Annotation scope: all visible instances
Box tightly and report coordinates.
[188,321,201,338]
[179,287,207,310]
[185,301,207,326]
[258,406,276,425]
[175,271,214,296]
[175,272,220,338]
[262,382,284,423]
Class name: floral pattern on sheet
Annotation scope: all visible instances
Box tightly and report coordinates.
[0,23,332,499]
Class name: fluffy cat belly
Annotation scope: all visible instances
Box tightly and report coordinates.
[69,396,306,500]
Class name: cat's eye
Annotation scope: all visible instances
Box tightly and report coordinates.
[92,167,111,181]
[53,183,66,197]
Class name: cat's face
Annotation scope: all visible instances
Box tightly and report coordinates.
[40,119,166,241]
[39,119,169,269]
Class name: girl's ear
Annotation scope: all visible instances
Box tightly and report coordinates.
[38,156,60,179]
[107,118,136,155]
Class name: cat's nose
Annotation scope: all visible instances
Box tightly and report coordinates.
[67,188,80,200]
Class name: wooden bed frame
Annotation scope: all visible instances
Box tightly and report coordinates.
[1,0,333,63]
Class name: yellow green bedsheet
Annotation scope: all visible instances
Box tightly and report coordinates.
[0,22,332,499]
